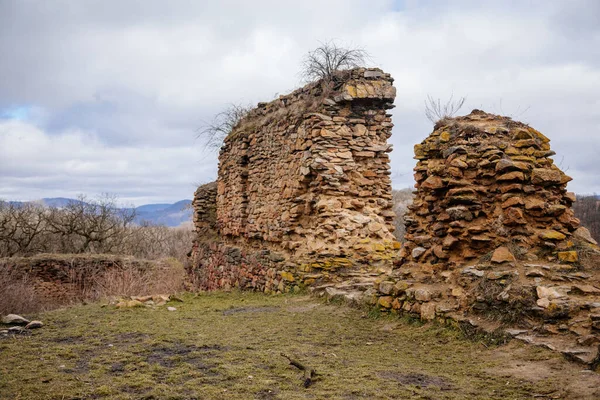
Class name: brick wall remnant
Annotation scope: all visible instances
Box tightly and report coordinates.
[190,68,400,291]
[192,182,218,237]
[374,110,600,366]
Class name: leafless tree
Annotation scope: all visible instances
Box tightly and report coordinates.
[301,41,369,82]
[197,103,252,150]
[0,201,49,256]
[121,222,195,262]
[424,94,466,123]
[45,195,136,254]
[0,195,195,261]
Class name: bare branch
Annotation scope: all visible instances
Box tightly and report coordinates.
[197,103,252,151]
[424,94,466,124]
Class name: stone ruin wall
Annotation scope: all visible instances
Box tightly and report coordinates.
[189,74,600,365]
[190,68,400,291]
[371,110,600,365]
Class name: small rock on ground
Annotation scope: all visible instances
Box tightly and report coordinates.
[2,314,30,325]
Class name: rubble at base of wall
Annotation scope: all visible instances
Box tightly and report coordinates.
[187,238,397,294]
[188,240,302,294]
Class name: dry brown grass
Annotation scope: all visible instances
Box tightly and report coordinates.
[85,259,185,300]
[0,268,49,315]
[0,256,186,315]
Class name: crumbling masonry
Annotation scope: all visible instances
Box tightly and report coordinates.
[190,68,400,292]
[190,73,600,367]
[371,110,600,365]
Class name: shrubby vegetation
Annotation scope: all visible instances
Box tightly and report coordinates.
[0,195,193,262]
[301,40,369,82]
[573,195,600,242]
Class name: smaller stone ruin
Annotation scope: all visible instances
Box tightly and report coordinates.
[190,68,400,293]
[374,110,600,365]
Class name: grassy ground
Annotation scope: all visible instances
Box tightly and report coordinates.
[1,291,599,400]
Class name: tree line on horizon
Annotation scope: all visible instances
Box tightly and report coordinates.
[0,195,193,261]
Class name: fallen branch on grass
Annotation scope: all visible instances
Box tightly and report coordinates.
[280,352,317,388]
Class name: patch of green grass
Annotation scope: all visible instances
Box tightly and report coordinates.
[0,291,594,399]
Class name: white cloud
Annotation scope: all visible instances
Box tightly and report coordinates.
[0,0,599,204]
[0,120,216,204]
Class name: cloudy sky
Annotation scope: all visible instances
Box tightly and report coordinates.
[0,0,598,205]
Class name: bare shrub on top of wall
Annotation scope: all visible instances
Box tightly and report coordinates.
[301,41,369,82]
[197,103,252,151]
[424,94,466,124]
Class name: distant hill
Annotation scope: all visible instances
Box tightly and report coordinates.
[8,198,193,227]
[134,200,193,227]
[40,197,86,208]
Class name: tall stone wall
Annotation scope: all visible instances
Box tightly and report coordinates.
[373,110,600,365]
[190,68,400,291]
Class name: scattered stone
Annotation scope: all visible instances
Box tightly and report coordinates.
[558,251,578,263]
[505,329,529,337]
[116,300,145,309]
[490,246,516,264]
[1,314,30,325]
[525,269,545,277]
[536,298,550,308]
[487,270,516,280]
[461,267,484,277]
[411,247,427,259]
[536,286,565,300]
[574,227,597,245]
[167,307,177,312]
[571,285,600,295]
[25,321,43,329]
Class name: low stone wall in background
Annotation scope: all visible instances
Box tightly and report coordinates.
[1,254,155,302]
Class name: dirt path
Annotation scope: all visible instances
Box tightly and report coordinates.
[1,292,599,399]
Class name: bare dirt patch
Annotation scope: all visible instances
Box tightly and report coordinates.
[222,306,280,315]
[378,371,453,390]
[486,341,600,399]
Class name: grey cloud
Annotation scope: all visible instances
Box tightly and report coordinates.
[0,0,599,204]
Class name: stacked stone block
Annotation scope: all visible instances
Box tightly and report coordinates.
[191,68,400,291]
[402,109,579,264]
[191,182,218,237]
[374,110,600,365]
